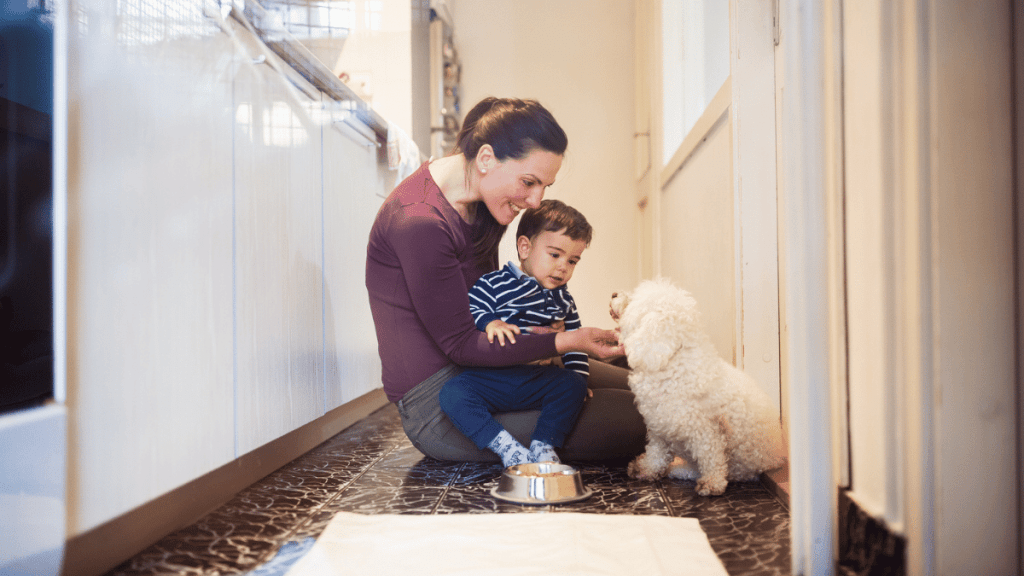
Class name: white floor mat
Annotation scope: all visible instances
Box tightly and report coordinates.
[284,512,729,576]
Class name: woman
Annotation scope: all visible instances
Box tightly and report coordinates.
[365,97,646,462]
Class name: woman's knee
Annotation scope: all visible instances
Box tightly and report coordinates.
[586,359,631,390]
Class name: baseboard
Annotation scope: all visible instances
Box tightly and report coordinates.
[760,466,790,509]
[61,388,389,576]
[837,489,906,576]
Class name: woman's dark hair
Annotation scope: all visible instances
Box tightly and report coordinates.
[516,199,592,247]
[453,97,568,271]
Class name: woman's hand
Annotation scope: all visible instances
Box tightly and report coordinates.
[554,327,624,359]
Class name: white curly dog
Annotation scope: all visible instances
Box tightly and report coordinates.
[609,278,786,496]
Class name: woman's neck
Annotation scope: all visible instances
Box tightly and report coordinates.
[430,155,479,223]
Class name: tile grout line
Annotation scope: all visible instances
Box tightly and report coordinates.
[654,479,679,517]
[428,461,468,514]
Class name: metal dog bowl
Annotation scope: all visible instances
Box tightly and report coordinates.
[490,462,593,505]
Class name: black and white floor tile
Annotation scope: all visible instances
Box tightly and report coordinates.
[107,404,791,576]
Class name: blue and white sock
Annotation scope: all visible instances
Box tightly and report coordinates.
[488,430,531,468]
[529,440,560,463]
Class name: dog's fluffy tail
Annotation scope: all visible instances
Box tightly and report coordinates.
[724,363,788,479]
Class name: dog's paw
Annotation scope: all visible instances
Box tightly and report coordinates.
[695,476,728,496]
[627,455,666,481]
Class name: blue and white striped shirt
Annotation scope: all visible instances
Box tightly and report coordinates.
[468,262,589,377]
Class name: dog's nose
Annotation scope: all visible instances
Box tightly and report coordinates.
[611,292,618,298]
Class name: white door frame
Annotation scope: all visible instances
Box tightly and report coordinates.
[729,0,782,414]
[778,0,838,573]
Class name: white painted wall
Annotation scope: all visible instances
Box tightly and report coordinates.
[66,0,391,536]
[652,0,782,405]
[451,0,638,329]
[659,117,737,362]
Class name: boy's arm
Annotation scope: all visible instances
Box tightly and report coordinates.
[559,293,590,376]
[468,281,502,331]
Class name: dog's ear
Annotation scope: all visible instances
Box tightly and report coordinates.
[609,291,630,321]
[623,312,682,373]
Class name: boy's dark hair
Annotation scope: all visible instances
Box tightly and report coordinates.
[516,199,593,246]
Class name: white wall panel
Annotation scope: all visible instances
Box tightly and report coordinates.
[68,0,236,533]
[658,117,736,363]
[321,118,392,409]
[232,40,325,455]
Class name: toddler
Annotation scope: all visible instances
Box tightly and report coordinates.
[439,199,593,466]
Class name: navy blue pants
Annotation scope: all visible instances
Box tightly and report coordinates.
[438,365,588,450]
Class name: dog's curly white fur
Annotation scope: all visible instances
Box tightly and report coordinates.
[610,278,786,496]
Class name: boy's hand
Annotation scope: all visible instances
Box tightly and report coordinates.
[485,320,521,346]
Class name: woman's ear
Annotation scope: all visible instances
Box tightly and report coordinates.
[475,144,496,173]
[516,235,532,261]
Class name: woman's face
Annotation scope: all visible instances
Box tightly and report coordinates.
[479,148,563,226]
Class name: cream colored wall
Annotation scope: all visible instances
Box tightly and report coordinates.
[633,0,658,282]
[451,0,638,329]
[67,1,392,535]
[659,118,736,362]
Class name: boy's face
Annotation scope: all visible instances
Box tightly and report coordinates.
[517,228,587,290]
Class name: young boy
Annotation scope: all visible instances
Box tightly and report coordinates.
[438,199,593,467]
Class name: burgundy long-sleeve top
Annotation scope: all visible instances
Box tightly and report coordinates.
[365,162,559,402]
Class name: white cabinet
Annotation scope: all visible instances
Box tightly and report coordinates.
[63,0,393,542]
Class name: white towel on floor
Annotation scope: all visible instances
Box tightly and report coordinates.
[284,512,729,576]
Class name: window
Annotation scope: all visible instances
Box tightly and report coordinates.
[661,0,729,165]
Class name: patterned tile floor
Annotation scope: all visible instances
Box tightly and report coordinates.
[107,404,791,576]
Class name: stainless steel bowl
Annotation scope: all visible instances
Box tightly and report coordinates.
[490,462,593,505]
